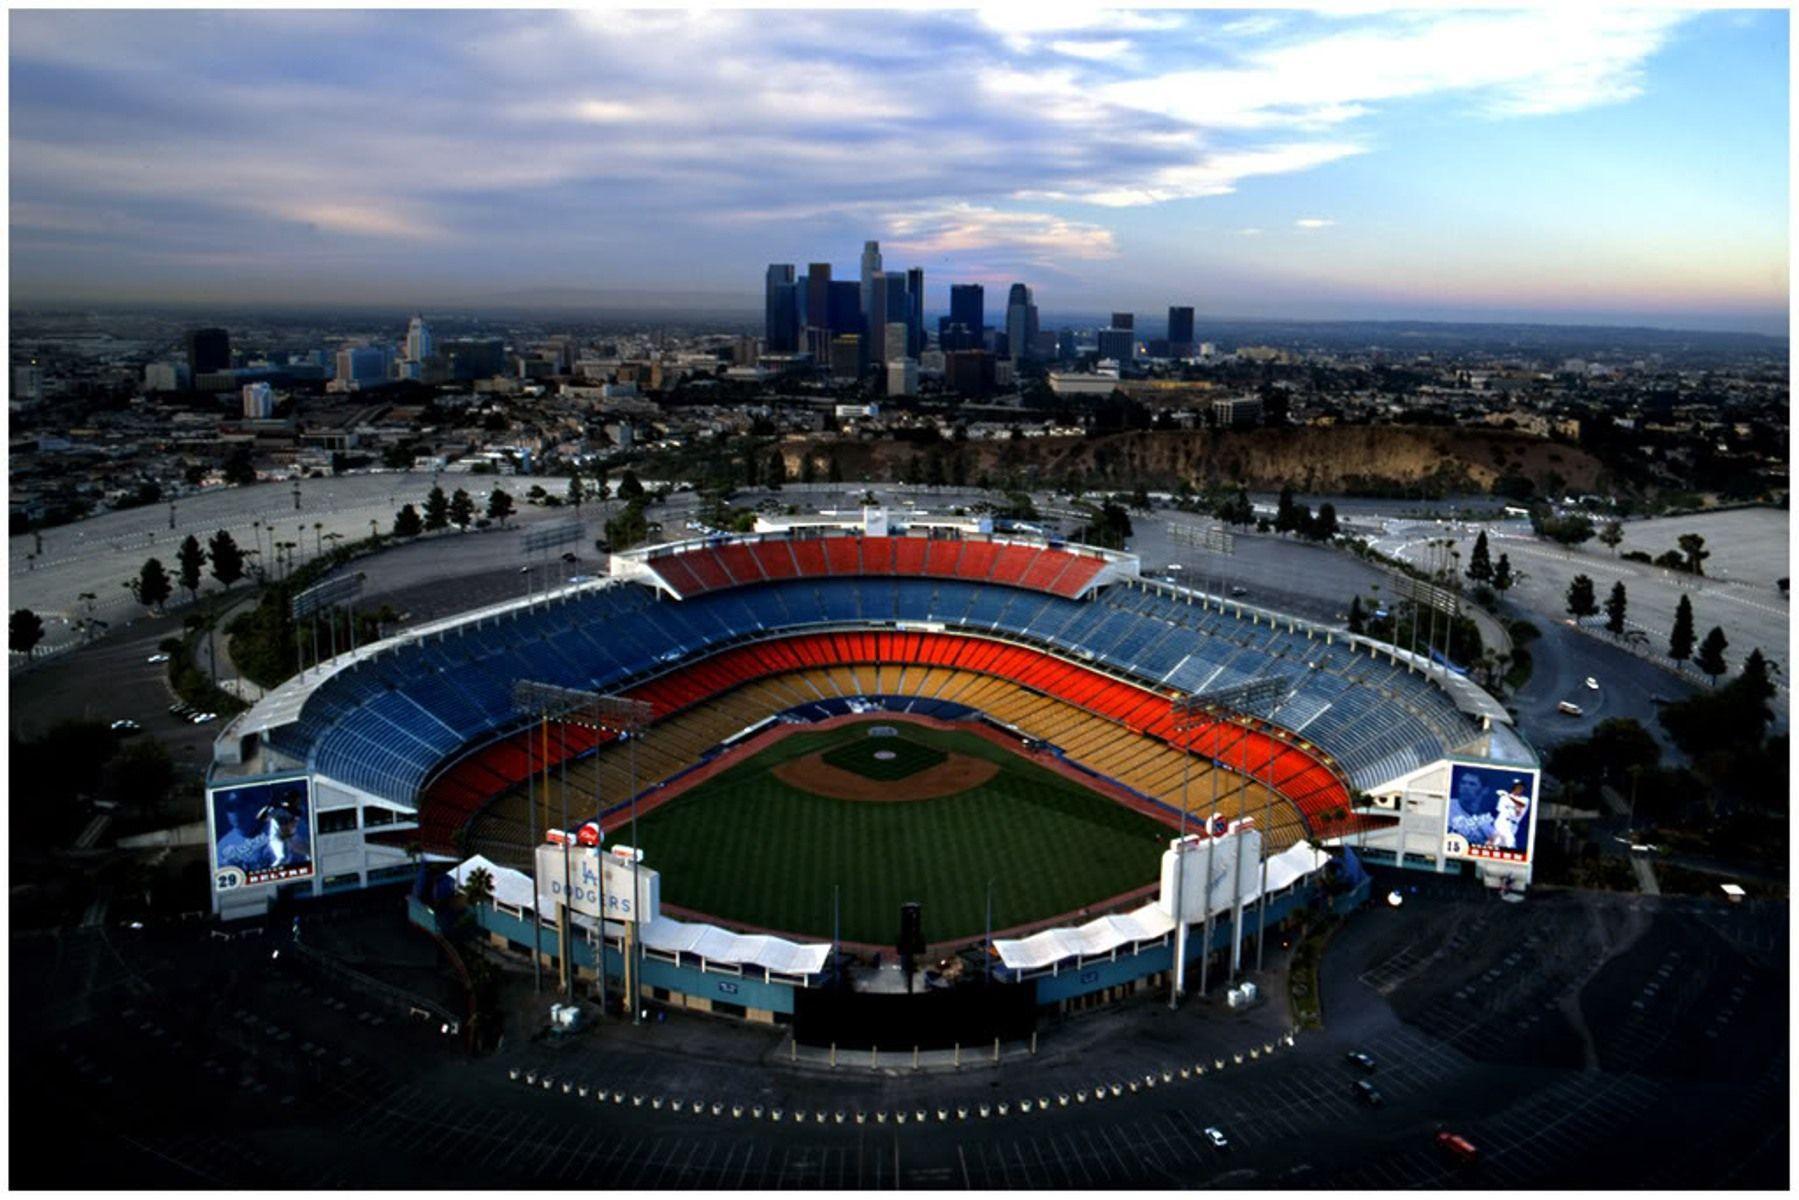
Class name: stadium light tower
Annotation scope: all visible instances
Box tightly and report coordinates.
[512,682,653,1015]
[1170,674,1293,1005]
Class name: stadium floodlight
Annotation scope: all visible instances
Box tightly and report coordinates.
[1169,522,1235,556]
[290,573,363,620]
[1174,674,1295,725]
[511,681,653,732]
[1385,569,1460,615]
[521,519,584,555]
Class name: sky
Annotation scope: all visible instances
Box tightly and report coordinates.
[7,7,1791,333]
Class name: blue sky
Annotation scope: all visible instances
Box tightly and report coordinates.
[8,7,1789,332]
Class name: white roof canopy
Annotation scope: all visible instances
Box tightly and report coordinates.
[448,856,830,977]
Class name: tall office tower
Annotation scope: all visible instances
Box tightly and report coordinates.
[948,284,984,352]
[765,264,798,352]
[186,327,231,375]
[868,271,889,362]
[828,281,864,370]
[882,274,910,365]
[885,321,910,364]
[1005,283,1039,363]
[405,315,433,362]
[905,268,924,356]
[1167,306,1195,357]
[1097,327,1135,364]
[242,381,275,419]
[829,334,862,382]
[1111,312,1134,331]
[859,241,882,331]
[806,262,833,335]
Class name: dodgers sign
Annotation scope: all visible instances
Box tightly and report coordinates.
[535,843,660,923]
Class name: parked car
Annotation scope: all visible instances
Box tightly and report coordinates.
[1351,1079,1384,1107]
[1202,1126,1229,1150]
[1345,1051,1377,1073]
[561,551,578,563]
[146,652,170,664]
[1435,1131,1479,1164]
[110,719,142,734]
[191,712,217,725]
[1585,676,1600,690]
[1557,701,1584,716]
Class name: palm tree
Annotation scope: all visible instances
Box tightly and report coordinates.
[461,866,496,908]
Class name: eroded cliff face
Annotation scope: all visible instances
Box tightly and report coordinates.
[790,426,1604,496]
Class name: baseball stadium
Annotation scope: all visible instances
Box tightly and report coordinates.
[207,509,1539,1041]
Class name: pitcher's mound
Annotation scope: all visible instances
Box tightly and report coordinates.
[773,750,1000,802]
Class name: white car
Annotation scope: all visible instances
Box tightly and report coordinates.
[1203,1126,1229,1150]
[146,652,170,664]
[1585,677,1600,690]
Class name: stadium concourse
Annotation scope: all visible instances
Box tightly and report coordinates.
[207,512,1536,1022]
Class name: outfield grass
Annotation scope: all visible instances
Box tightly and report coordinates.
[820,730,947,781]
[631,721,1171,944]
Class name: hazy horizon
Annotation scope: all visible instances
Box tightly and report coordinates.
[10,9,1790,337]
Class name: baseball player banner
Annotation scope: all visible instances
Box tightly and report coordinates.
[210,777,315,891]
[1443,764,1537,864]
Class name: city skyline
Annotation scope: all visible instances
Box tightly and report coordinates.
[9,7,1790,335]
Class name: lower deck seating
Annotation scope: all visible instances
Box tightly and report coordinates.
[447,628,1370,862]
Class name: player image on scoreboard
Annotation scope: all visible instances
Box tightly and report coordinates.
[1444,764,1536,864]
[210,777,315,889]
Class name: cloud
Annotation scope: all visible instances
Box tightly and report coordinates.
[1099,9,1690,131]
[1238,228,1265,237]
[881,203,1118,261]
[4,7,1711,304]
[1295,218,1335,229]
[1048,38,1134,62]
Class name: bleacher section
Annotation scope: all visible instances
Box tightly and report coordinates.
[642,534,1110,600]
[264,540,1488,857]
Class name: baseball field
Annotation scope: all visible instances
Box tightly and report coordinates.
[628,719,1173,946]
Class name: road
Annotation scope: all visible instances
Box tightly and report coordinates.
[1371,508,1789,709]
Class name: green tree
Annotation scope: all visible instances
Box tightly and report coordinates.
[567,474,585,510]
[423,485,450,531]
[1307,502,1338,541]
[1603,580,1628,636]
[767,450,787,490]
[1598,520,1624,556]
[10,609,45,658]
[222,446,257,486]
[1677,533,1709,576]
[800,453,818,485]
[486,488,515,527]
[176,533,207,603]
[1566,573,1598,623]
[1491,553,1514,594]
[827,454,844,483]
[132,557,173,611]
[1275,483,1299,534]
[208,529,244,588]
[1346,594,1366,635]
[1669,593,1696,664]
[1695,625,1729,684]
[449,488,476,531]
[617,470,644,501]
[460,865,496,908]
[393,503,424,538]
[1467,530,1492,583]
